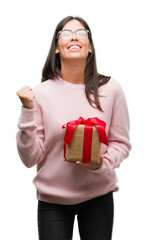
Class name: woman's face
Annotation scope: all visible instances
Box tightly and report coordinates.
[55,19,92,63]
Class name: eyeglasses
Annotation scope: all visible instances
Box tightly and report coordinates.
[57,29,89,40]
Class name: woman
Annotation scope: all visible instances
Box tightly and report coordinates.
[16,16,131,240]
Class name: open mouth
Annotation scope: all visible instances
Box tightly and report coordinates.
[67,44,82,50]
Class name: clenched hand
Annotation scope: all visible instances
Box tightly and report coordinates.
[16,86,35,109]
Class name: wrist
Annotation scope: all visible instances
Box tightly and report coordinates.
[23,102,34,109]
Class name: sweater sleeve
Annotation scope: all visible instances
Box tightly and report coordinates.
[91,92,132,174]
[16,98,45,168]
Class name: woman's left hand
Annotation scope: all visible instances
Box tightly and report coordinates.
[75,157,103,170]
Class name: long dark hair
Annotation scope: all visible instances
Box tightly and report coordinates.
[42,16,111,111]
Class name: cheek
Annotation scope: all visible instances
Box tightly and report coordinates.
[58,39,68,50]
[57,44,68,56]
[83,42,92,54]
[81,39,91,52]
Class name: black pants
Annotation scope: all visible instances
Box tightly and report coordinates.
[38,192,114,240]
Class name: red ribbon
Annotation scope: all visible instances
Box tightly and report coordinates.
[62,117,108,147]
[83,124,93,163]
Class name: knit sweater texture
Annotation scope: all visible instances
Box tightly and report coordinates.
[16,77,131,205]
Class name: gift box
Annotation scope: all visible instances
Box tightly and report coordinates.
[62,117,108,165]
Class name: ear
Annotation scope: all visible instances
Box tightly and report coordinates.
[88,43,92,53]
[55,47,59,54]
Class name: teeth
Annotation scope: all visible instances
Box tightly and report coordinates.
[69,45,80,49]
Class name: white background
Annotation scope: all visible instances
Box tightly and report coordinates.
[0,0,148,239]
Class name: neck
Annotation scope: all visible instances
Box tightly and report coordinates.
[60,60,86,84]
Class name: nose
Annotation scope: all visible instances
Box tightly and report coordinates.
[71,31,78,41]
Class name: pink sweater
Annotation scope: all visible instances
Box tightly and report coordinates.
[16,77,131,205]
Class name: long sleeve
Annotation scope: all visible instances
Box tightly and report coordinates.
[94,94,132,174]
[16,98,45,168]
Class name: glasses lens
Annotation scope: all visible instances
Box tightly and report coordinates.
[59,29,89,40]
[76,29,88,38]
[60,30,72,39]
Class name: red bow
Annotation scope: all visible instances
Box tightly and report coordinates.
[62,117,108,146]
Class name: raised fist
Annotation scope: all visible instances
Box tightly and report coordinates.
[16,86,35,109]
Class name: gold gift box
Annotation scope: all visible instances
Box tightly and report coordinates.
[65,124,102,165]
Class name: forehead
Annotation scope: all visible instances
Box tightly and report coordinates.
[62,19,85,30]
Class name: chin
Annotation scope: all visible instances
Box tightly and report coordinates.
[63,54,87,61]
